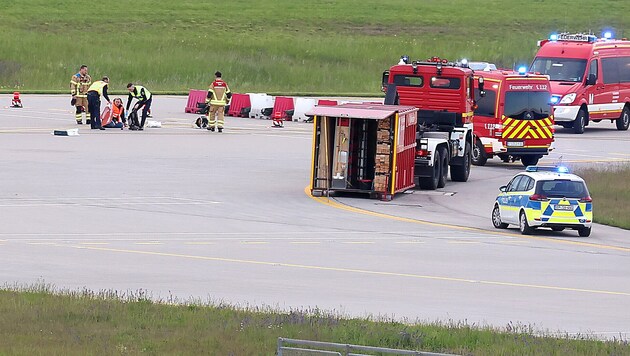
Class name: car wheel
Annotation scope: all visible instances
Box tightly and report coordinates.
[492,205,509,229]
[573,109,586,134]
[437,147,448,188]
[578,226,592,237]
[519,211,534,235]
[616,106,630,131]
[418,150,440,190]
[451,142,471,182]
[472,139,488,166]
[520,155,540,167]
[551,227,565,232]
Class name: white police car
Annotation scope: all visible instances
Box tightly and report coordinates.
[492,166,593,236]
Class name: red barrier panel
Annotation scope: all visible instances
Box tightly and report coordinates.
[317,99,337,106]
[227,93,251,117]
[272,96,295,121]
[185,89,207,113]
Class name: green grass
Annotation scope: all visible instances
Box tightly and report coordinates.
[0,285,628,355]
[575,164,630,230]
[1,0,630,94]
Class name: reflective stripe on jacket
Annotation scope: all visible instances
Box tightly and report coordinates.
[70,73,92,97]
[207,79,231,106]
[88,81,108,96]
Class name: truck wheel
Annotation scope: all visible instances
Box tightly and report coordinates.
[492,205,509,229]
[616,106,630,131]
[520,155,540,167]
[519,211,534,235]
[578,226,591,237]
[418,150,440,190]
[437,147,448,188]
[573,109,586,134]
[472,139,488,166]
[450,142,471,182]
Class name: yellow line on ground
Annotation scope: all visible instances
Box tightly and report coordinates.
[303,187,630,253]
[65,244,630,297]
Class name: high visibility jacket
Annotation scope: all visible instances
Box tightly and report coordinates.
[88,81,108,96]
[129,85,152,101]
[112,104,125,121]
[207,79,231,106]
[70,73,92,97]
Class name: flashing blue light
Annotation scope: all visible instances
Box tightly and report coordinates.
[549,33,558,41]
[557,166,569,173]
[550,96,560,104]
[518,66,527,75]
[525,165,571,173]
[603,31,613,39]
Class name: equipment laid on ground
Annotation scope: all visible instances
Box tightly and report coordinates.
[53,128,79,136]
[11,92,23,108]
[308,103,418,200]
[381,56,478,189]
[472,70,555,166]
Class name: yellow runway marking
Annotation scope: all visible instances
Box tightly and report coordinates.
[304,187,630,253]
[65,244,630,297]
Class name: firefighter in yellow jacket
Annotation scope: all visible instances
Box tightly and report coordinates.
[70,65,92,124]
[206,71,231,133]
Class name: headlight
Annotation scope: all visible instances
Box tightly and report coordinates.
[559,93,576,104]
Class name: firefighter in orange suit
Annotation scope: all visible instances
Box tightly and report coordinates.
[70,65,92,124]
[206,71,231,133]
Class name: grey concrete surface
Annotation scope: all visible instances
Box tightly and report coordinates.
[1,94,629,339]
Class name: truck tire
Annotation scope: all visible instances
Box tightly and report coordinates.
[472,139,488,166]
[418,150,440,190]
[573,109,586,134]
[616,106,630,131]
[437,147,448,188]
[450,142,471,182]
[520,155,540,167]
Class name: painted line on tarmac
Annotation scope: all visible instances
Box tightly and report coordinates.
[63,244,630,297]
[304,187,630,253]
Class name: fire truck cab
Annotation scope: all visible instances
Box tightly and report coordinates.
[472,70,554,167]
[531,32,630,134]
[383,57,476,189]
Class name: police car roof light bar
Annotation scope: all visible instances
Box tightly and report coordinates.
[525,165,570,173]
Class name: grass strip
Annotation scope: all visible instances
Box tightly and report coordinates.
[0,285,628,355]
[575,164,630,230]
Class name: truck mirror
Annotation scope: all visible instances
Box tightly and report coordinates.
[478,77,485,96]
[586,73,596,86]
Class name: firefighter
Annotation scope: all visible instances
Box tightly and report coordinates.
[126,83,152,131]
[206,71,231,133]
[70,65,92,124]
[86,76,111,130]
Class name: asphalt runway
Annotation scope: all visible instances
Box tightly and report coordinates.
[1,94,629,339]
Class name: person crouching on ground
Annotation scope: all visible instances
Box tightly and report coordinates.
[103,98,125,129]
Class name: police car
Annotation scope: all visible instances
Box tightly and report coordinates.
[491,166,593,236]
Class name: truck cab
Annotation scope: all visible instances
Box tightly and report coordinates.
[531,32,630,134]
[472,70,554,167]
[383,57,476,189]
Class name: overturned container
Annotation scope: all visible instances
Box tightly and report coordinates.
[307,103,418,200]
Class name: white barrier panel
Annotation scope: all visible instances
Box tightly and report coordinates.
[292,98,317,123]
[247,93,275,119]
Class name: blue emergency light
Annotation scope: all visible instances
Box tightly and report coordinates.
[518,66,527,75]
[526,165,570,173]
[603,31,613,39]
[550,95,560,104]
[549,33,558,41]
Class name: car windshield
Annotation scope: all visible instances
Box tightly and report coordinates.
[504,91,551,119]
[530,57,587,82]
[535,179,589,198]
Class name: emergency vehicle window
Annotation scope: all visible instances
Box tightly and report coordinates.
[618,57,630,83]
[526,178,535,191]
[602,58,620,84]
[588,60,598,81]
[504,91,551,120]
[507,176,524,192]
[536,180,589,198]
[430,77,461,89]
[515,176,531,192]
[393,75,423,87]
[474,89,497,116]
[531,57,587,82]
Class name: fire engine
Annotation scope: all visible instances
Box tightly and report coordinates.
[531,32,630,134]
[382,57,478,189]
[472,69,554,167]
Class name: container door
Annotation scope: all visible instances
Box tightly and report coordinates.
[331,118,351,189]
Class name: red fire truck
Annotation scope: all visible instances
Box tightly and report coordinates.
[531,32,630,134]
[472,70,555,166]
[383,57,478,189]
